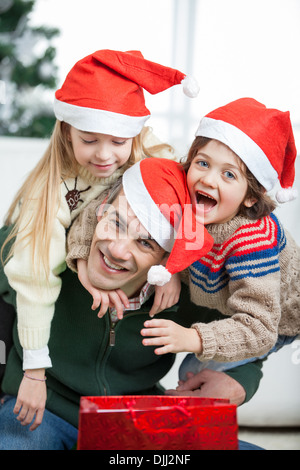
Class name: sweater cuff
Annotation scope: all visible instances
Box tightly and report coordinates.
[66,245,90,272]
[23,347,52,370]
[192,323,217,361]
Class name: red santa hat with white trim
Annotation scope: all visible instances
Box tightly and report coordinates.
[54,49,199,137]
[195,98,298,203]
[122,158,214,286]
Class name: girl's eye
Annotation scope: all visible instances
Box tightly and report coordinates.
[112,140,126,146]
[82,139,97,144]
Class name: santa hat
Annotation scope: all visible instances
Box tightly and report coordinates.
[195,98,298,202]
[122,158,214,286]
[54,49,199,138]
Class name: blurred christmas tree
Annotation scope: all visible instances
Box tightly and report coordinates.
[0,0,59,137]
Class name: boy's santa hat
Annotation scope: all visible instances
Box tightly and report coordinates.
[195,98,298,202]
[54,49,199,138]
[122,158,214,286]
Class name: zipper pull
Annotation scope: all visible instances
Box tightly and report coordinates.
[109,328,116,346]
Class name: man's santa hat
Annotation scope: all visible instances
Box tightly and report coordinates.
[195,97,298,202]
[54,49,199,138]
[122,158,214,286]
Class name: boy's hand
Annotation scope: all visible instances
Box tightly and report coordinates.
[141,319,202,355]
[149,273,181,318]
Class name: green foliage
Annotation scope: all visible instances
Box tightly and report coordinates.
[0,0,60,137]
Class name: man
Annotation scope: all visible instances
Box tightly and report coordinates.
[0,158,263,450]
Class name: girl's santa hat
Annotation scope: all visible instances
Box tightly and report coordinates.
[122,158,214,286]
[54,49,199,138]
[195,97,298,202]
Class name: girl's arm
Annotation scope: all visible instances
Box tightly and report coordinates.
[140,318,202,355]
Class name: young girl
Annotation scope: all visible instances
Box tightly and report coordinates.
[0,49,197,429]
[141,97,300,377]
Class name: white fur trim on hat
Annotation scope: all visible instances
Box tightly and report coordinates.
[147,265,172,286]
[122,162,176,252]
[196,117,279,192]
[276,187,298,203]
[53,98,150,137]
[181,76,200,98]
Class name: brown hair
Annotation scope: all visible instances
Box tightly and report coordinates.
[182,136,276,220]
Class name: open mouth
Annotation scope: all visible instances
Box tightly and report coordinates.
[196,191,217,212]
[102,254,128,272]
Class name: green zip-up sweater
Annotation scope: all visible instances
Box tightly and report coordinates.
[0,226,263,429]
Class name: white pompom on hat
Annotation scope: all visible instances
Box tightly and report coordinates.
[122,158,214,286]
[195,98,298,203]
[54,49,199,138]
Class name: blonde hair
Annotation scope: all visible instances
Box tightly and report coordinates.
[1,121,172,279]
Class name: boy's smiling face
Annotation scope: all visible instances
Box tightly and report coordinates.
[187,139,256,225]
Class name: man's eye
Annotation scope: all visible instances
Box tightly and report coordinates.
[138,239,153,250]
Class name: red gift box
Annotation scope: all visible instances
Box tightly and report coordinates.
[77,395,238,450]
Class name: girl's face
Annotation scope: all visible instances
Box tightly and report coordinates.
[69,127,133,178]
[187,139,255,225]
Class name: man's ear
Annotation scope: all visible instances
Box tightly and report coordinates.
[161,253,170,267]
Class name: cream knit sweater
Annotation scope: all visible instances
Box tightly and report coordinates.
[189,213,300,363]
[4,166,125,352]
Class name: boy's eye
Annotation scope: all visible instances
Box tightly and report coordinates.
[196,160,208,168]
[224,170,235,179]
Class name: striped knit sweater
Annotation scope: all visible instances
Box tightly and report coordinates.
[188,213,300,363]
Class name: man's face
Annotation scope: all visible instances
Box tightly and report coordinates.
[87,189,166,297]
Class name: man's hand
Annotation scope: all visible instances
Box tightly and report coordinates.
[165,369,246,406]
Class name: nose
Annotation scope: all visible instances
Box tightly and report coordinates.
[199,169,217,188]
[95,142,111,161]
[107,238,132,263]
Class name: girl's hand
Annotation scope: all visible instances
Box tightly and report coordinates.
[141,319,202,355]
[94,289,130,320]
[148,273,181,318]
[13,369,47,431]
[77,259,129,319]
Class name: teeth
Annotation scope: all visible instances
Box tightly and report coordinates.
[197,192,215,200]
[103,255,125,271]
[196,191,216,203]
